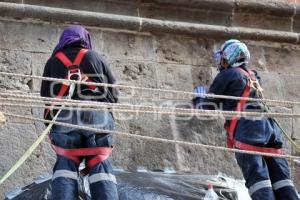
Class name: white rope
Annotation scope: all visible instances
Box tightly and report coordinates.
[0,103,222,117]
[0,95,299,118]
[0,71,299,106]
[2,112,300,161]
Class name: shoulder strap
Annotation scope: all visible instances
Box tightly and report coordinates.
[55,49,88,68]
[55,52,73,67]
[237,67,256,81]
[73,49,88,66]
[227,68,253,148]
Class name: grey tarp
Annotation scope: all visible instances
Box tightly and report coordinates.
[5,171,240,200]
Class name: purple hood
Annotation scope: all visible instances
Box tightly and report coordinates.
[53,25,92,54]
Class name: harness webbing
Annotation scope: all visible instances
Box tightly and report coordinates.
[226,67,283,155]
[48,49,112,174]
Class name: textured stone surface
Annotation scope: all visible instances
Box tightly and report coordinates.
[156,63,193,91]
[139,3,232,25]
[0,121,49,199]
[264,47,300,74]
[0,49,31,91]
[173,116,241,176]
[0,21,58,53]
[31,52,51,92]
[155,35,215,66]
[102,31,156,62]
[21,0,139,16]
[0,0,300,196]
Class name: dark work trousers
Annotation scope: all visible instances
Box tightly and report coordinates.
[50,110,119,200]
[235,153,299,200]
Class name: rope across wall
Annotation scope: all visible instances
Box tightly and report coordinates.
[0,71,299,185]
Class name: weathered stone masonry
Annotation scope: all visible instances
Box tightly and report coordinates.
[0,0,300,197]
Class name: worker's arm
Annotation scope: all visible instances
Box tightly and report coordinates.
[194,69,235,110]
[86,50,119,103]
[101,59,119,103]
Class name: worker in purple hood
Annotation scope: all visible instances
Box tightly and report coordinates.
[41,25,119,200]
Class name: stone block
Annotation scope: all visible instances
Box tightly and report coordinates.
[139,3,232,26]
[31,52,51,92]
[32,107,56,171]
[156,63,193,91]
[106,60,158,101]
[235,0,294,16]
[118,112,175,139]
[176,145,242,178]
[88,29,104,54]
[269,106,293,155]
[280,74,300,101]
[0,21,58,53]
[112,134,178,171]
[290,106,300,142]
[247,44,267,71]
[1,105,32,124]
[0,50,33,74]
[0,122,49,198]
[0,49,32,91]
[111,60,157,87]
[154,34,215,66]
[0,0,22,3]
[291,161,300,191]
[258,72,285,100]
[191,66,214,87]
[234,0,294,32]
[22,0,139,16]
[263,47,300,74]
[232,13,291,32]
[173,117,243,177]
[141,0,235,11]
[102,31,156,62]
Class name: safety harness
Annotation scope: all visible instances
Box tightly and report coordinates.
[46,49,113,175]
[226,67,283,155]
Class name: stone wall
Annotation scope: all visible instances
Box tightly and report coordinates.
[0,0,300,198]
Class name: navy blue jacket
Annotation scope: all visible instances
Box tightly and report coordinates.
[204,66,283,148]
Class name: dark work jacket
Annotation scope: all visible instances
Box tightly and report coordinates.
[40,45,118,120]
[203,66,283,148]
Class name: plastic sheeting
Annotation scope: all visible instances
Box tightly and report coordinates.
[5,171,250,200]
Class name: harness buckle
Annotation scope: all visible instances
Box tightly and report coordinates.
[67,67,82,99]
[68,67,82,81]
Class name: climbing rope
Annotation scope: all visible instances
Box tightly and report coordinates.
[1,101,300,120]
[0,93,299,119]
[0,108,64,185]
[0,71,299,106]
[2,111,300,161]
[1,71,300,185]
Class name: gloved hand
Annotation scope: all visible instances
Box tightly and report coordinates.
[193,85,207,98]
[192,85,207,109]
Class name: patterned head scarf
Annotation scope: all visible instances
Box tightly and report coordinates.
[213,39,250,68]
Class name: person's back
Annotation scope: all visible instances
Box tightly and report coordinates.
[206,66,283,148]
[194,39,299,200]
[40,25,119,200]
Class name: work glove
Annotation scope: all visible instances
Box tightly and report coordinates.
[192,85,207,109]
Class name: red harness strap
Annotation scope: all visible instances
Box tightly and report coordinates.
[234,141,283,155]
[52,144,113,176]
[44,49,97,118]
[225,68,283,155]
[226,68,253,148]
[55,49,97,90]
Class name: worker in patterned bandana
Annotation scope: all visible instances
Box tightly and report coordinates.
[193,39,299,200]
